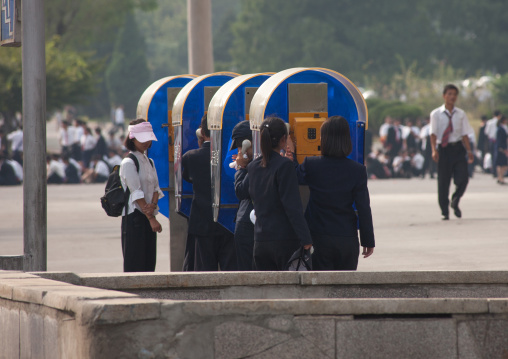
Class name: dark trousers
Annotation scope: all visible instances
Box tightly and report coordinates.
[71,143,82,162]
[491,141,498,176]
[121,209,156,272]
[311,233,360,271]
[47,173,64,184]
[194,231,237,271]
[182,232,195,271]
[422,148,436,178]
[12,150,23,166]
[253,240,299,271]
[437,143,469,216]
[234,221,255,271]
[83,149,94,169]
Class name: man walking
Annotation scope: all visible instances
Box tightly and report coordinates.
[430,84,474,220]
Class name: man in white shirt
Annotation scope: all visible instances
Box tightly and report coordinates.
[47,154,66,184]
[7,127,23,165]
[58,121,71,155]
[430,84,474,220]
[114,105,125,134]
[485,110,502,177]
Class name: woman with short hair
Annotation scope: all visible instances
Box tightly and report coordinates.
[247,117,312,271]
[294,116,375,270]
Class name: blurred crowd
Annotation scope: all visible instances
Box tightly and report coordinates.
[365,112,508,183]
[0,105,128,186]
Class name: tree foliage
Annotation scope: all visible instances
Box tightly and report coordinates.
[224,0,508,82]
[106,12,151,118]
[0,37,99,119]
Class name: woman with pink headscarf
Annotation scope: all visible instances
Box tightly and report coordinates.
[119,119,164,272]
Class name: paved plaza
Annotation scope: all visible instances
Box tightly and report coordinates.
[0,173,507,273]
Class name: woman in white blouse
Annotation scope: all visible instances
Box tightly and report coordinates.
[119,119,163,272]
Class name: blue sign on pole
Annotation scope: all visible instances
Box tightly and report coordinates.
[1,0,21,47]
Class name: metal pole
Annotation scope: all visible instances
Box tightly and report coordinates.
[187,0,214,75]
[22,0,47,271]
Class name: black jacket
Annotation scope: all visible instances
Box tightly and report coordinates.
[0,161,18,186]
[296,155,375,248]
[182,142,225,236]
[497,126,507,150]
[247,152,312,245]
[234,168,253,223]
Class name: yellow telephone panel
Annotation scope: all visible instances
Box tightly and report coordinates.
[288,112,327,163]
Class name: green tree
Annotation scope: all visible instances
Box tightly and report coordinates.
[106,12,150,118]
[0,38,99,131]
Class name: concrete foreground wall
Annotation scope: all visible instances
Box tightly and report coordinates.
[1,270,508,358]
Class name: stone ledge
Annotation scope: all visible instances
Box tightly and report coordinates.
[26,271,508,290]
[78,298,161,325]
[163,298,492,318]
[300,271,508,286]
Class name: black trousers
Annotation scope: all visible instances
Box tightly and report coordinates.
[311,233,360,271]
[253,240,299,271]
[193,231,237,271]
[121,209,156,272]
[437,143,469,216]
[234,221,255,271]
[182,232,195,272]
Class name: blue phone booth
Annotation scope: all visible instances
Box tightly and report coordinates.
[172,72,239,218]
[137,75,197,219]
[249,67,368,165]
[207,73,273,233]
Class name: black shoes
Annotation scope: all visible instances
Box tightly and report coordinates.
[450,200,462,218]
[442,214,449,220]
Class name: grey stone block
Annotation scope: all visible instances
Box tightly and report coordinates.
[457,321,484,359]
[129,288,222,301]
[0,306,20,359]
[488,299,508,313]
[336,319,457,359]
[78,297,161,325]
[19,310,45,359]
[32,271,82,285]
[214,321,291,359]
[294,316,335,358]
[248,337,330,359]
[44,316,59,359]
[164,271,300,288]
[458,319,508,359]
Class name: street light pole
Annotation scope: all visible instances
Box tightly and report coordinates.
[187,0,214,75]
[21,0,47,271]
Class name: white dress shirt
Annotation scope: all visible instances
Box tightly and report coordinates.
[485,117,499,141]
[120,151,164,216]
[94,160,110,178]
[105,154,122,168]
[48,160,66,180]
[7,130,23,152]
[115,108,125,125]
[81,134,97,151]
[59,128,71,147]
[74,126,84,144]
[379,123,391,138]
[430,105,473,145]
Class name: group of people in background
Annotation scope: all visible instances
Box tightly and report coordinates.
[0,105,127,187]
[366,110,508,184]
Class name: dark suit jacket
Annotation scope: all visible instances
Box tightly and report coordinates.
[247,152,312,245]
[234,168,253,223]
[296,155,375,248]
[182,142,225,236]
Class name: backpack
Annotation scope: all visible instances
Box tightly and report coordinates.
[100,153,153,217]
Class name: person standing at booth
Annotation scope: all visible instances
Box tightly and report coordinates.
[232,121,255,270]
[430,84,474,220]
[247,117,312,271]
[292,116,375,270]
[119,119,163,272]
[495,116,508,185]
[182,114,237,271]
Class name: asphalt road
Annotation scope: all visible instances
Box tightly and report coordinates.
[0,172,507,273]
